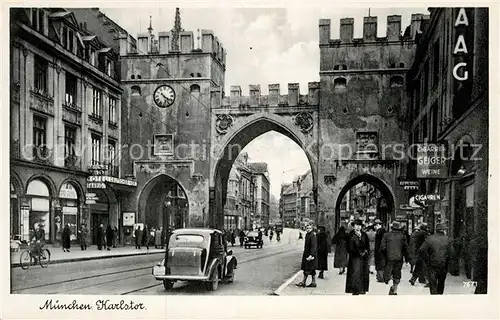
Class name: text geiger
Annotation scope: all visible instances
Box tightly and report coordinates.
[39,299,146,311]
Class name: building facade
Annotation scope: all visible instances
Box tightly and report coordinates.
[10,8,134,246]
[406,8,488,282]
[249,163,270,228]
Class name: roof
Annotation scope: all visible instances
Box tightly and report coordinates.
[248,162,268,174]
[173,228,222,235]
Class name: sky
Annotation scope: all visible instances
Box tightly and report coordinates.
[101,6,428,198]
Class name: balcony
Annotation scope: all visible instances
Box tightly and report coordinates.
[29,87,54,116]
[106,164,119,177]
[108,121,118,130]
[32,145,53,165]
[62,102,82,126]
[64,154,81,171]
[88,113,103,125]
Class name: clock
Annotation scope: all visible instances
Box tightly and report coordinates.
[153,85,175,108]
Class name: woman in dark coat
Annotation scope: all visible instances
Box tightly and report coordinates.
[134,226,142,249]
[316,226,328,279]
[345,219,370,295]
[62,223,71,252]
[332,226,349,274]
[296,224,318,287]
[105,225,113,251]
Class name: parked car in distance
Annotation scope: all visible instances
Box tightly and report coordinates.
[152,228,237,291]
[244,231,263,249]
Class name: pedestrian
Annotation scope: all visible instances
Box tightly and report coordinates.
[276,230,281,242]
[298,231,303,240]
[380,221,410,295]
[134,225,142,249]
[366,224,376,274]
[113,226,118,248]
[418,224,458,295]
[374,219,387,282]
[106,225,113,251]
[79,224,89,251]
[409,223,429,286]
[258,229,263,241]
[239,229,245,247]
[326,230,331,254]
[96,224,104,250]
[316,226,328,279]
[345,219,370,295]
[31,222,46,262]
[143,224,150,251]
[269,229,274,242]
[155,228,162,249]
[230,230,236,247]
[332,226,349,274]
[62,223,71,252]
[295,224,318,288]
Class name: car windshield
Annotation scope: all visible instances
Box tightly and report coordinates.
[247,232,258,237]
[172,234,204,243]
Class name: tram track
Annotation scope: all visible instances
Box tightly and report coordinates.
[13,244,300,295]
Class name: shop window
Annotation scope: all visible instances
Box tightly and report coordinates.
[26,179,50,241]
[59,183,79,242]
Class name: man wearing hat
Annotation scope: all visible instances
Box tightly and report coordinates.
[380,221,409,295]
[409,223,429,286]
[373,219,387,282]
[296,223,318,288]
[345,219,370,295]
[31,222,46,261]
[418,223,458,294]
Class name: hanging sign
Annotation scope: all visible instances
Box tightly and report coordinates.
[416,144,448,178]
[453,8,470,81]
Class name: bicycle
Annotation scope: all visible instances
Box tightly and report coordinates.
[19,242,51,270]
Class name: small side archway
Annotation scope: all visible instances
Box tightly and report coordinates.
[334,173,395,230]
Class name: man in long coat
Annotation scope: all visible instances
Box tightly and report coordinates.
[332,226,349,274]
[374,219,387,282]
[316,226,328,279]
[381,221,409,295]
[295,224,318,288]
[419,224,458,294]
[409,224,429,285]
[345,219,370,295]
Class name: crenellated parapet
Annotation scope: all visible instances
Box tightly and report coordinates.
[319,14,427,46]
[119,9,226,67]
[210,82,320,108]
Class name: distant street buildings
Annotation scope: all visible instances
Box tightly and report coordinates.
[279,170,315,228]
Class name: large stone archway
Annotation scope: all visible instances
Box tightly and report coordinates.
[210,112,319,230]
[138,174,190,230]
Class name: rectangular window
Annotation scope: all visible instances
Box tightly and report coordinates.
[39,10,45,34]
[92,88,101,117]
[65,73,77,106]
[91,134,101,165]
[31,9,44,33]
[433,40,440,88]
[33,115,46,147]
[423,61,429,105]
[422,115,428,141]
[108,98,116,124]
[431,103,438,141]
[107,61,113,77]
[32,9,38,30]
[62,26,68,48]
[64,126,76,157]
[68,29,74,53]
[34,56,48,93]
[108,139,117,176]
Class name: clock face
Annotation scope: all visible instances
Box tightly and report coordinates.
[153,85,175,108]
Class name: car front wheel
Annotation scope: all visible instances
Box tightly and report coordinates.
[163,280,174,290]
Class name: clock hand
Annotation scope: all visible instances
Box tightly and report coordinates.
[161,93,169,99]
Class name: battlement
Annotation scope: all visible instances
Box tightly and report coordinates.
[210,83,320,108]
[319,14,424,45]
[119,10,226,66]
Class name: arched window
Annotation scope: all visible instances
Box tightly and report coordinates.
[197,73,202,77]
[131,85,141,96]
[334,77,347,89]
[131,75,135,79]
[26,179,50,241]
[342,64,348,70]
[190,84,200,93]
[390,75,404,87]
[399,62,405,68]
[190,73,194,77]
[390,63,396,68]
[137,75,142,79]
[334,65,340,71]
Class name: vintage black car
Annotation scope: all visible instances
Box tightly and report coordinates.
[244,231,263,249]
[152,228,237,291]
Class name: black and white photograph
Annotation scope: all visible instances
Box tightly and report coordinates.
[3,2,497,319]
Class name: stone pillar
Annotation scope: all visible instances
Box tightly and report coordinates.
[319,19,331,45]
[268,84,280,107]
[230,86,241,107]
[249,85,261,107]
[386,15,402,40]
[288,83,299,107]
[340,18,354,42]
[158,32,170,54]
[363,16,377,41]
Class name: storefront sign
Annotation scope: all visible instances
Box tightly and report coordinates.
[59,183,78,199]
[399,180,419,191]
[87,182,106,189]
[453,8,470,81]
[416,144,448,178]
[89,164,108,176]
[414,194,442,202]
[87,175,137,187]
[85,199,96,204]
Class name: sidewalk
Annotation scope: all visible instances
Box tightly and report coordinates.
[10,245,164,268]
[278,254,475,295]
